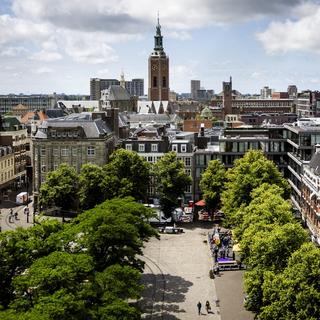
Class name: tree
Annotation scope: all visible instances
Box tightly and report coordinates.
[242,223,307,271]
[0,220,63,308]
[233,184,294,240]
[104,149,150,201]
[259,243,320,320]
[78,163,106,210]
[39,163,79,211]
[221,150,290,225]
[71,197,157,271]
[153,152,192,215]
[199,159,226,212]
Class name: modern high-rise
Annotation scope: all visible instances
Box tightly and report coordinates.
[287,85,298,98]
[148,17,169,101]
[125,78,144,97]
[191,80,201,100]
[260,86,273,99]
[90,78,120,100]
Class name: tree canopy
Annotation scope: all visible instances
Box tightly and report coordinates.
[0,198,157,318]
[103,149,150,201]
[153,151,192,215]
[39,163,79,211]
[221,150,290,225]
[199,159,226,211]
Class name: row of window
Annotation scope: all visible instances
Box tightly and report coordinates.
[40,146,95,157]
[0,158,14,169]
[0,169,14,183]
[125,144,188,153]
[50,131,79,138]
[125,144,159,152]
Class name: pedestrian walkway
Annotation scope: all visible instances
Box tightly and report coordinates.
[140,226,221,319]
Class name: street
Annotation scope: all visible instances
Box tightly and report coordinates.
[139,223,254,320]
[0,191,34,232]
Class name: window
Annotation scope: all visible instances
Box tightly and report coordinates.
[151,144,158,152]
[51,130,56,137]
[185,157,191,166]
[172,144,178,152]
[53,148,59,156]
[148,156,153,162]
[153,76,157,87]
[162,76,166,87]
[87,146,95,156]
[61,147,69,156]
[125,144,132,151]
[41,165,46,173]
[41,147,46,156]
[181,144,187,153]
[185,168,191,176]
[72,147,77,156]
[138,144,145,152]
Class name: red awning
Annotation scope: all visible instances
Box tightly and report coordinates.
[195,199,206,206]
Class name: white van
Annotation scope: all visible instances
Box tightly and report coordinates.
[16,192,28,205]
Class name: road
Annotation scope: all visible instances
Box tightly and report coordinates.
[139,223,254,320]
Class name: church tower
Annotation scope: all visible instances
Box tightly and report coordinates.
[148,16,169,101]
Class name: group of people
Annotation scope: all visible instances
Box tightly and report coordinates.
[8,208,18,223]
[197,300,212,315]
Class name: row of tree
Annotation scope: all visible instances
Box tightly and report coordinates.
[39,149,191,215]
[212,150,320,320]
[0,197,157,319]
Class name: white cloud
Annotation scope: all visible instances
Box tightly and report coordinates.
[257,3,320,54]
[30,50,62,61]
[34,66,54,74]
[0,46,28,57]
[97,68,110,76]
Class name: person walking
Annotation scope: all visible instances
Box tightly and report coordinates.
[9,211,13,223]
[15,211,18,220]
[205,300,211,314]
[197,301,202,315]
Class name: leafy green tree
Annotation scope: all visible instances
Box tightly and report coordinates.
[242,223,307,271]
[153,151,192,215]
[233,184,294,240]
[199,159,226,212]
[0,221,63,308]
[221,150,290,225]
[259,243,320,320]
[104,149,150,201]
[72,197,157,271]
[78,163,106,210]
[39,163,79,211]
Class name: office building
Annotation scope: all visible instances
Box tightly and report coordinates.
[0,94,56,114]
[191,80,201,100]
[90,78,120,100]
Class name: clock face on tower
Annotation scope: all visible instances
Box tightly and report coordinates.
[152,64,158,71]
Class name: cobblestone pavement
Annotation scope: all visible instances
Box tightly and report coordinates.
[140,224,255,320]
[140,224,222,320]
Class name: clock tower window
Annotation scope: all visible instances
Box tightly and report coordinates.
[153,76,157,87]
[162,76,167,88]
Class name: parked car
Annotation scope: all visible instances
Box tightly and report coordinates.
[158,226,184,234]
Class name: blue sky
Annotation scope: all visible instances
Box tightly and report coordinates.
[1,0,320,95]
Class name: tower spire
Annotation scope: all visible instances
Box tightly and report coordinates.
[154,13,164,54]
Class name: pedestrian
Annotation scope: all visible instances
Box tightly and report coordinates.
[205,300,211,313]
[197,301,202,315]
[15,211,18,220]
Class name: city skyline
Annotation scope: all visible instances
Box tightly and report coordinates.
[1,0,320,95]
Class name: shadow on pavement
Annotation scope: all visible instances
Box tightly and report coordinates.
[179,221,217,230]
[140,273,193,319]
